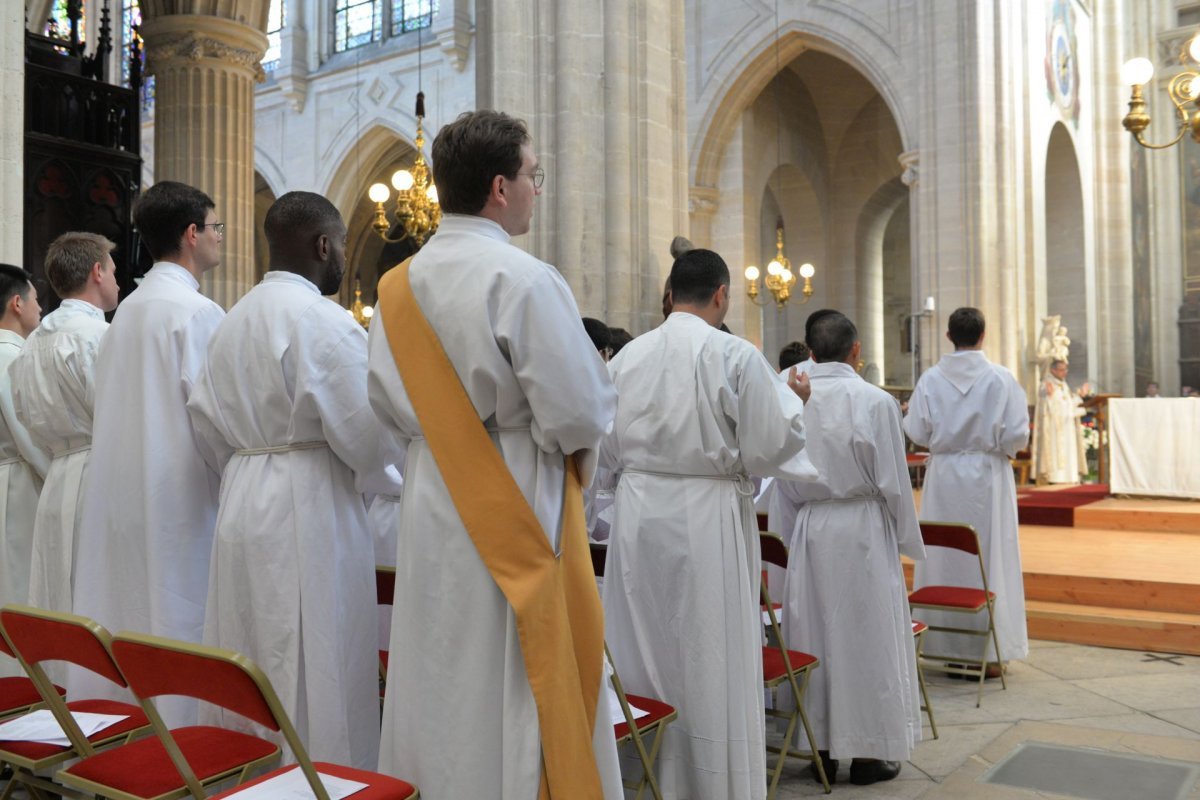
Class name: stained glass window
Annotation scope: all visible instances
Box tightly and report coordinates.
[391,0,435,36]
[334,0,381,53]
[263,0,286,72]
[121,0,154,113]
[44,0,84,42]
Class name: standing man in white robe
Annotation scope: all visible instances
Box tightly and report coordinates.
[774,311,924,786]
[0,264,48,679]
[188,191,403,769]
[368,110,623,799]
[601,248,817,800]
[1032,359,1087,484]
[11,233,118,619]
[72,181,225,722]
[904,307,1030,668]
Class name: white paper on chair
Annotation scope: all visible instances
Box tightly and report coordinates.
[605,684,650,727]
[0,709,128,746]
[220,768,369,799]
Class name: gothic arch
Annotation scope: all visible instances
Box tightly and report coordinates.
[1044,121,1089,379]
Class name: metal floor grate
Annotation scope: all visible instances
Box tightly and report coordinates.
[980,742,1200,800]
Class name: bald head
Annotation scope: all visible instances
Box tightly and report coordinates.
[264,192,347,295]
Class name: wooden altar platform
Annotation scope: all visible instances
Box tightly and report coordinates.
[906,491,1200,656]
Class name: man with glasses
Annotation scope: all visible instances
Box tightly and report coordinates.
[72,181,225,725]
[368,110,622,797]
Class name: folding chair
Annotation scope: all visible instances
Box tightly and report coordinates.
[111,631,418,800]
[907,522,1007,707]
[759,532,829,797]
[0,631,64,723]
[590,542,677,800]
[0,605,152,800]
[377,565,396,696]
[910,620,937,739]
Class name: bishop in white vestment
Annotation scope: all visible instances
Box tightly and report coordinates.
[0,266,47,680]
[773,312,923,784]
[1032,359,1087,484]
[601,249,816,800]
[72,182,225,722]
[904,307,1030,663]
[11,232,120,618]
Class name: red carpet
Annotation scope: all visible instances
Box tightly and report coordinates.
[1017,485,1110,526]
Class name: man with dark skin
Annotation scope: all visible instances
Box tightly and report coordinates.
[188,191,404,768]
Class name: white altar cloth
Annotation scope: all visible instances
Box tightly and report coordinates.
[1109,398,1200,499]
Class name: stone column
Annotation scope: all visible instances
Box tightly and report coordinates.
[140,13,267,308]
[1,1,24,264]
[899,150,927,385]
[477,0,687,332]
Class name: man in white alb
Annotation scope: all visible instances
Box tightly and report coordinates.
[601,247,816,800]
[11,233,118,619]
[72,181,225,723]
[1032,358,1087,484]
[904,307,1031,670]
[0,264,47,679]
[774,311,924,786]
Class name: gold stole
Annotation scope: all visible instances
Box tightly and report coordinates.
[377,258,605,799]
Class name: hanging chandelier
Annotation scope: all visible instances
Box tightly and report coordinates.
[368,91,441,246]
[744,217,814,308]
[1121,34,1200,149]
[347,279,374,328]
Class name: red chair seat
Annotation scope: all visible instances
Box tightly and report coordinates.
[208,762,417,799]
[63,726,278,799]
[761,647,818,683]
[613,692,676,741]
[908,585,993,610]
[0,677,64,716]
[0,699,148,762]
[912,620,928,636]
[380,650,389,670]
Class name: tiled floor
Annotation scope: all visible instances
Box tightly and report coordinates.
[773,639,1200,799]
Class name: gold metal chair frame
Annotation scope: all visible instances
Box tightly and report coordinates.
[607,643,676,800]
[908,522,1008,708]
[110,631,419,800]
[0,606,153,800]
[759,532,830,797]
[911,621,938,739]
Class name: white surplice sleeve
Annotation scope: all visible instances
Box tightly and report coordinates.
[875,396,925,561]
[494,266,616,484]
[305,317,405,498]
[730,346,817,482]
[901,378,933,448]
[1,351,50,477]
[181,304,231,475]
[999,371,1031,457]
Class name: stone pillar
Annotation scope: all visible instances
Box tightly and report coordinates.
[1,1,24,264]
[899,151,927,385]
[477,0,687,332]
[140,13,267,308]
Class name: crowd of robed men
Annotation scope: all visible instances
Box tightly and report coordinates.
[0,109,1033,800]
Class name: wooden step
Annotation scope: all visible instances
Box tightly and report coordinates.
[1073,498,1200,535]
[1026,600,1200,656]
[1022,572,1200,615]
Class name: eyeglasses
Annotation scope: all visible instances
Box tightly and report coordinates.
[200,222,226,236]
[518,167,545,189]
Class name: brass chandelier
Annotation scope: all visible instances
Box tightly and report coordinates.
[745,217,814,308]
[368,91,441,246]
[1121,35,1200,149]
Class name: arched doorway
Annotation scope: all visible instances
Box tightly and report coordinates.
[1044,123,1088,379]
[253,171,277,282]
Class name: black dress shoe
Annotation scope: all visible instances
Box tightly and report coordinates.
[809,750,838,785]
[849,759,901,785]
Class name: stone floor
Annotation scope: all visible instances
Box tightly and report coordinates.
[772,639,1200,799]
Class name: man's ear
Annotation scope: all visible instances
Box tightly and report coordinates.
[491,174,507,206]
[89,261,104,283]
[316,233,330,261]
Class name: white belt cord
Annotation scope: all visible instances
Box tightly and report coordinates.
[0,456,23,467]
[803,494,885,506]
[622,468,757,498]
[234,441,329,456]
[54,443,92,459]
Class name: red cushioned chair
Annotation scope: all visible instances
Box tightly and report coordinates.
[111,631,418,800]
[759,532,829,797]
[0,627,65,723]
[0,605,152,800]
[910,620,938,739]
[590,542,677,800]
[907,522,1007,707]
[376,565,396,697]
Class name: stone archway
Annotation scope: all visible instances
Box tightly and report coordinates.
[252,170,277,282]
[1044,122,1088,380]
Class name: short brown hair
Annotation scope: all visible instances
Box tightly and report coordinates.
[947,307,985,348]
[45,232,116,297]
[431,110,530,215]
